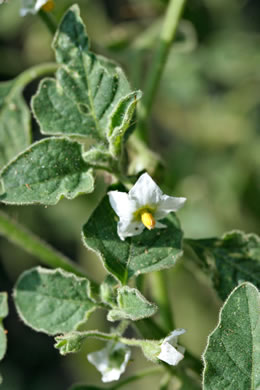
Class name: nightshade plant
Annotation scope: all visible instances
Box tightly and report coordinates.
[0,1,259,389]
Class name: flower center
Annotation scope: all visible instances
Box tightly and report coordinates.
[140,211,156,230]
[41,0,54,12]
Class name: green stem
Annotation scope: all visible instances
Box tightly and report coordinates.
[115,320,130,335]
[150,270,174,332]
[113,367,162,390]
[159,373,171,390]
[137,0,186,142]
[38,9,58,34]
[10,63,58,98]
[0,209,90,279]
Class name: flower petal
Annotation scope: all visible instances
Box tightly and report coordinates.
[117,220,144,241]
[20,0,48,15]
[87,341,131,383]
[164,328,186,346]
[158,342,184,366]
[129,173,163,207]
[108,191,137,220]
[155,195,186,219]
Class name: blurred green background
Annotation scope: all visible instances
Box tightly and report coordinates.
[0,0,260,388]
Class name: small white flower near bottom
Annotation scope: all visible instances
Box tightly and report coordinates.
[87,341,131,383]
[108,173,186,240]
[158,328,186,366]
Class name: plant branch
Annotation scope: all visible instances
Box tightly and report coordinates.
[38,9,58,34]
[10,63,58,98]
[137,0,186,142]
[150,270,175,332]
[0,209,93,280]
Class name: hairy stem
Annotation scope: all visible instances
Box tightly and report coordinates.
[10,63,58,98]
[0,209,92,279]
[137,0,186,142]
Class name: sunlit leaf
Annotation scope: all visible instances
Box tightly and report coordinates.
[0,137,94,205]
[107,286,157,321]
[0,80,31,169]
[32,5,137,143]
[203,282,260,390]
[14,267,97,335]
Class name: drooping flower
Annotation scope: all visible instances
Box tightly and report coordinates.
[158,328,186,366]
[108,172,186,240]
[20,0,54,16]
[87,341,131,383]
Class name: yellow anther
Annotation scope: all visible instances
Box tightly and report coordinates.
[41,0,54,12]
[141,211,156,230]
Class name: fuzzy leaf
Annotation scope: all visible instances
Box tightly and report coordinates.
[13,267,97,335]
[203,282,260,390]
[187,230,260,300]
[32,5,135,142]
[55,331,93,356]
[82,195,183,284]
[0,137,94,205]
[107,286,157,322]
[0,80,31,169]
[108,90,142,158]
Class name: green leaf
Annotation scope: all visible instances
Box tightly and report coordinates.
[187,230,260,300]
[13,267,97,335]
[83,146,116,171]
[32,5,136,142]
[108,90,142,158]
[82,195,183,284]
[203,282,260,390]
[107,286,157,322]
[0,80,31,169]
[55,331,93,356]
[0,137,94,205]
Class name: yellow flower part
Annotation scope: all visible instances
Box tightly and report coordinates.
[141,211,156,230]
[41,0,54,12]
[108,173,186,241]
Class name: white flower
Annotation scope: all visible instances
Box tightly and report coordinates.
[108,172,186,240]
[158,328,186,366]
[87,341,131,383]
[20,0,53,16]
